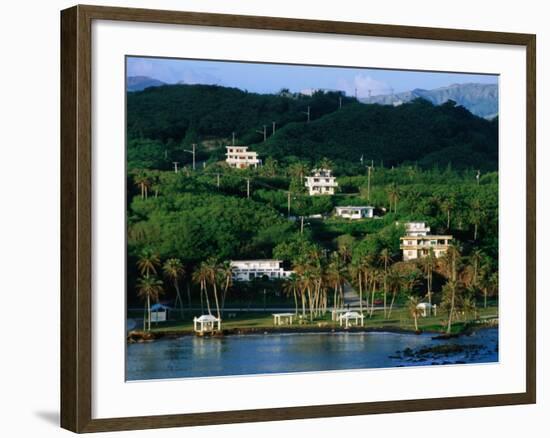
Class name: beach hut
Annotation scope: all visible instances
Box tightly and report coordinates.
[416,302,436,317]
[339,311,365,328]
[151,303,170,322]
[193,314,221,334]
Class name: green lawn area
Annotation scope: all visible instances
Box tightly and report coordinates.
[135,305,498,335]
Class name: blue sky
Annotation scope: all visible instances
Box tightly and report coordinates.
[127,56,498,98]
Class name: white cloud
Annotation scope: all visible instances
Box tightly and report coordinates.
[336,74,390,98]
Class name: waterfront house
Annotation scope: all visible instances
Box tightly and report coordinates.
[230,259,293,281]
[334,206,375,219]
[305,168,338,195]
[225,146,261,169]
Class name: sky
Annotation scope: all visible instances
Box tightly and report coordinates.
[127,56,498,98]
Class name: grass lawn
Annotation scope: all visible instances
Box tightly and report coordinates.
[136,305,498,335]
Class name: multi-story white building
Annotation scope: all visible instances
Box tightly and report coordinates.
[404,221,431,236]
[305,169,338,196]
[400,235,453,261]
[334,206,374,220]
[225,146,261,169]
[230,260,293,281]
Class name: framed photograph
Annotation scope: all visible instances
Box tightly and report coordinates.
[60,4,536,433]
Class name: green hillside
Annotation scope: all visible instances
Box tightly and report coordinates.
[126,84,498,171]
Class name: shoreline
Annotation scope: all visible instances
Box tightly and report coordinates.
[127,319,498,343]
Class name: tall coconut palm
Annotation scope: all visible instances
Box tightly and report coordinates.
[326,254,345,314]
[379,248,392,318]
[441,196,456,231]
[192,262,212,315]
[204,258,221,319]
[317,157,333,171]
[136,275,164,331]
[134,171,151,200]
[420,248,436,305]
[386,183,400,213]
[163,258,185,317]
[469,249,484,288]
[283,273,300,315]
[288,162,309,185]
[386,268,404,318]
[137,249,160,278]
[442,244,461,334]
[407,295,423,332]
[219,261,234,314]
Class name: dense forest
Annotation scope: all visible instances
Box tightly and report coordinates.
[127,83,499,333]
[127,84,498,171]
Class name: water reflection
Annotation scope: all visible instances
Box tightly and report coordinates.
[127,328,498,381]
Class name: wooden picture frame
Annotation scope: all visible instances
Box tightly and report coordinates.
[60,4,536,433]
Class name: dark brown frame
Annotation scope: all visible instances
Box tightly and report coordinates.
[61,4,536,433]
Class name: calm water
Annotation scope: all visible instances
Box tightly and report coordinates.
[126,328,498,381]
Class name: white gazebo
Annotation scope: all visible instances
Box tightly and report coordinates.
[339,311,365,328]
[331,308,349,321]
[193,314,221,334]
[416,303,437,317]
[272,313,294,326]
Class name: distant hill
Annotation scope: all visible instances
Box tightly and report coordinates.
[127,83,498,171]
[360,83,498,119]
[127,76,166,92]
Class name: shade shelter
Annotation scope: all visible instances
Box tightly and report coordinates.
[150,303,170,322]
[272,313,294,326]
[416,302,436,317]
[193,314,221,333]
[331,309,349,321]
[339,311,365,328]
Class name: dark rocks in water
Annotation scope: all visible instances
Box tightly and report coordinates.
[390,343,485,363]
[402,347,414,357]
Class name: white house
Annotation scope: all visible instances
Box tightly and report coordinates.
[334,206,375,220]
[230,260,293,281]
[400,234,453,261]
[305,168,338,196]
[404,221,431,236]
[225,146,261,169]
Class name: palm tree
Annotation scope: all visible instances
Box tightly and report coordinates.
[283,273,300,315]
[318,157,333,171]
[379,248,392,318]
[134,171,151,200]
[470,199,485,240]
[469,249,484,288]
[407,295,423,332]
[420,248,436,305]
[137,249,160,278]
[442,244,461,334]
[163,258,185,317]
[441,196,456,230]
[386,268,404,318]
[136,275,164,331]
[326,254,345,315]
[288,162,309,185]
[192,262,212,315]
[204,258,221,319]
[387,183,400,213]
[219,261,234,314]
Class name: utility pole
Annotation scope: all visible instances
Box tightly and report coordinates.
[172,162,179,173]
[300,216,304,234]
[287,191,291,217]
[246,178,250,198]
[272,121,276,135]
[216,173,220,188]
[302,106,310,123]
[367,164,372,201]
[476,169,481,185]
[256,125,267,141]
[183,144,196,170]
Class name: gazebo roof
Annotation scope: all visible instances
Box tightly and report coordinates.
[341,311,363,318]
[195,314,219,322]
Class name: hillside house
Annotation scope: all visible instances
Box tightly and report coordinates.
[334,206,375,219]
[230,260,293,281]
[225,146,261,169]
[305,168,338,196]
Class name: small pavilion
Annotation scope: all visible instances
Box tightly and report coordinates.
[339,311,365,328]
[272,313,294,326]
[416,303,437,317]
[193,314,221,334]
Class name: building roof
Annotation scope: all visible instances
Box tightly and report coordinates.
[336,206,374,209]
[230,259,283,263]
[194,314,220,322]
[400,235,453,240]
